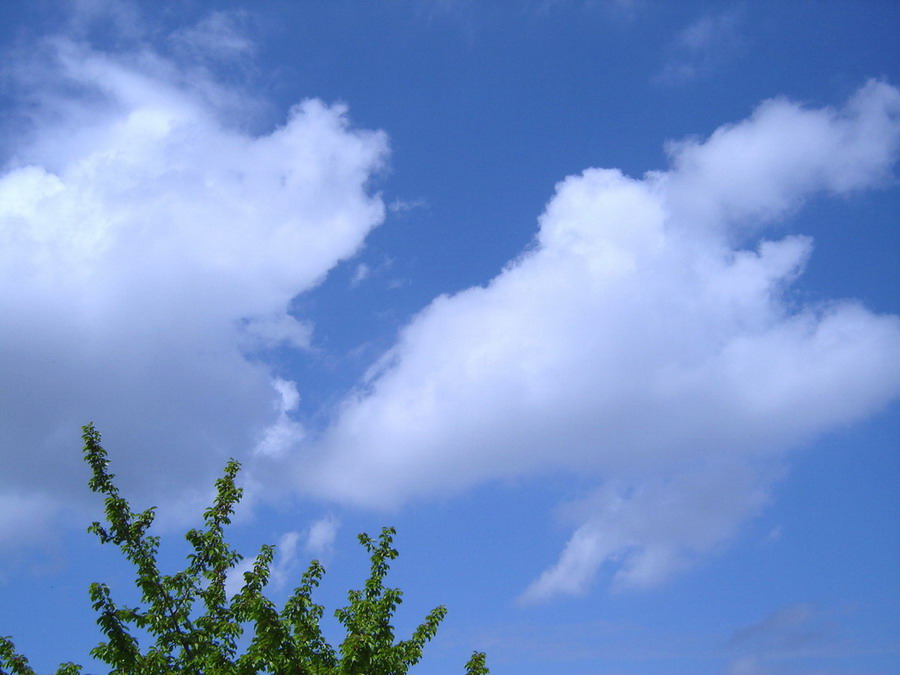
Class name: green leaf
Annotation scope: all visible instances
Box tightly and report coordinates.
[1,425,487,673]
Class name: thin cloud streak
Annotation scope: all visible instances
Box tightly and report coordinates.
[655,9,745,85]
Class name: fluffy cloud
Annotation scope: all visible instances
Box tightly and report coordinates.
[0,31,387,543]
[285,81,900,600]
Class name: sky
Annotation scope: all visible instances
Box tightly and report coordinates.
[0,1,898,673]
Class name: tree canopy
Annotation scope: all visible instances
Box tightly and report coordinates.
[0,424,488,675]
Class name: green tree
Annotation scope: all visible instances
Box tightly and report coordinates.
[0,424,488,674]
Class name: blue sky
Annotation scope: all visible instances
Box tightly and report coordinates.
[1,1,898,673]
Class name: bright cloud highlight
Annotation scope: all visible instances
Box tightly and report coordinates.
[285,81,900,600]
[0,32,387,542]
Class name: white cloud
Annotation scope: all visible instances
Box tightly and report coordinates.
[224,557,255,599]
[254,379,305,459]
[0,29,387,545]
[305,514,340,558]
[521,461,779,601]
[223,518,336,598]
[270,530,303,589]
[224,529,304,598]
[169,11,257,64]
[662,81,900,231]
[240,315,314,351]
[387,197,427,213]
[280,81,900,600]
[350,262,371,287]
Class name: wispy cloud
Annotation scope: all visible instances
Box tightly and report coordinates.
[730,603,829,650]
[305,514,339,558]
[224,529,305,598]
[655,9,745,85]
[726,603,844,673]
[169,10,257,64]
[350,262,372,287]
[387,197,428,213]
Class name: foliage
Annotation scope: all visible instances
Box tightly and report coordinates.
[0,424,488,674]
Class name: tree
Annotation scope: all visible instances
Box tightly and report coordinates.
[1,424,488,674]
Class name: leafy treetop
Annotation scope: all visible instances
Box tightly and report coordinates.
[0,424,488,675]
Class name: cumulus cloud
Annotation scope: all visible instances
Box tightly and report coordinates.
[663,81,900,230]
[0,26,387,544]
[282,81,900,600]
